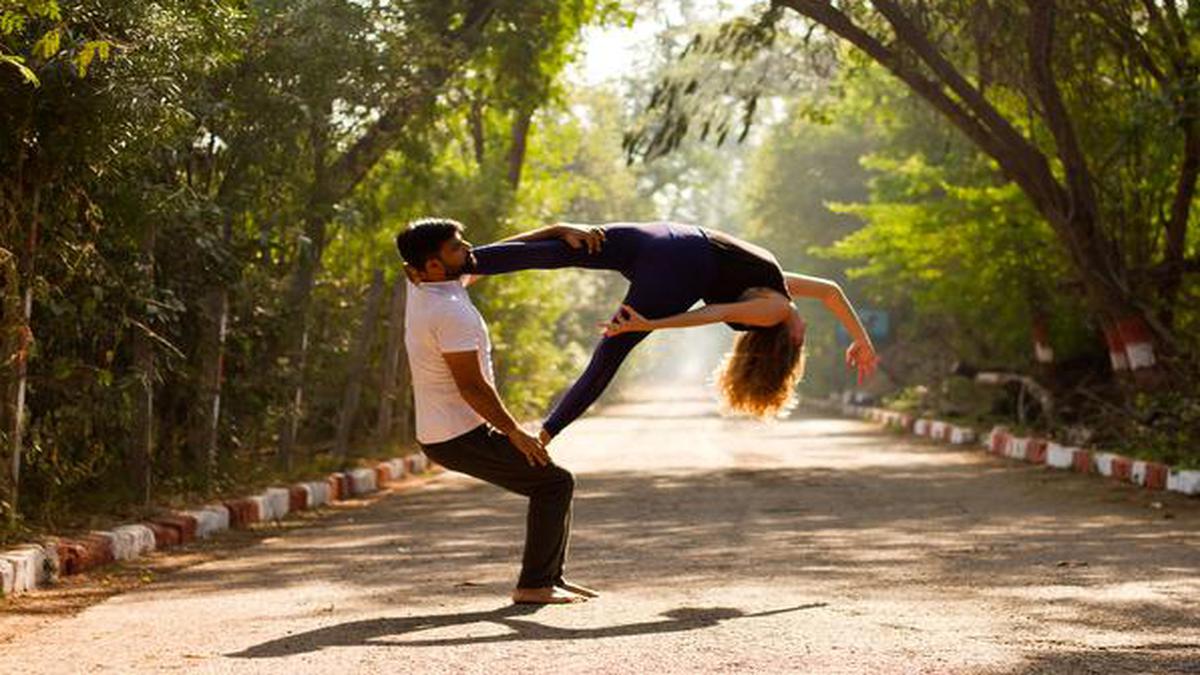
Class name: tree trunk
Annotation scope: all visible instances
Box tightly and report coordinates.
[506,107,534,189]
[273,6,496,462]
[376,277,408,441]
[776,0,1170,377]
[278,325,308,472]
[1158,102,1199,328]
[334,270,385,459]
[469,95,487,167]
[187,283,228,481]
[277,111,333,469]
[131,218,157,505]
[187,151,244,484]
[0,247,24,524]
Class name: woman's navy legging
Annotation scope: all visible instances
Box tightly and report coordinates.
[470,222,717,437]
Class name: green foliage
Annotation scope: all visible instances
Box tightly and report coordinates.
[0,0,115,85]
[0,0,624,527]
[737,100,875,394]
[804,57,1110,377]
[332,81,656,418]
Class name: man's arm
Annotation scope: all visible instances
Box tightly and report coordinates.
[442,350,549,466]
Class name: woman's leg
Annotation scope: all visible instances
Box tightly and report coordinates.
[541,331,649,438]
[470,240,623,275]
[541,255,710,437]
[469,225,657,277]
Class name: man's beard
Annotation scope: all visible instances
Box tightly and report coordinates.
[443,250,478,279]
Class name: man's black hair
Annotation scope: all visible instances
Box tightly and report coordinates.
[395,217,465,269]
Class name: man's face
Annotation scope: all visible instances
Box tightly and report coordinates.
[424,231,476,280]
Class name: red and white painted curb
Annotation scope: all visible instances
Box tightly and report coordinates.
[812,397,1199,500]
[0,452,437,599]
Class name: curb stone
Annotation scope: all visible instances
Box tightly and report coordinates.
[0,452,431,598]
[805,397,1199,498]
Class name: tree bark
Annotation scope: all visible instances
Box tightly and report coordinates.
[0,247,24,524]
[335,270,386,459]
[376,277,408,441]
[394,322,414,447]
[187,149,246,483]
[1158,75,1199,327]
[276,216,324,468]
[187,282,228,480]
[7,182,37,523]
[278,112,333,468]
[506,107,534,189]
[131,218,157,505]
[469,95,487,166]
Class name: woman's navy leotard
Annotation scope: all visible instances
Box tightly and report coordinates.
[469,222,787,437]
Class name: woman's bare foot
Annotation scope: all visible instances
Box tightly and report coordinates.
[511,586,587,604]
[557,580,600,598]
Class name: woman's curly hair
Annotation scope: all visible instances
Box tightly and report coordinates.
[714,320,805,418]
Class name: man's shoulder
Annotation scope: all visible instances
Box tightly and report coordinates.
[410,287,479,327]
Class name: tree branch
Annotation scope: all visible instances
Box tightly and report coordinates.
[777,1,1032,189]
[505,106,533,190]
[319,1,496,206]
[870,0,1054,189]
[1159,106,1199,321]
[1155,0,1191,53]
[1025,1,1100,228]
[1090,4,1166,84]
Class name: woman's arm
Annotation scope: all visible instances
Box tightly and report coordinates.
[603,295,791,336]
[786,272,878,382]
[784,272,871,345]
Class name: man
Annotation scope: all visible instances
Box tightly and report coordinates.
[396,217,602,605]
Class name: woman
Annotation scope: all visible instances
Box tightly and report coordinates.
[458,221,878,442]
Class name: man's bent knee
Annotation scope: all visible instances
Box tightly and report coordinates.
[542,465,575,496]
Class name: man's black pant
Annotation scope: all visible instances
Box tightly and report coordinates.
[420,424,574,589]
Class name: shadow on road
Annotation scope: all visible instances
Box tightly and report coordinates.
[1000,643,1200,675]
[98,413,1198,671]
[150,450,1197,637]
[228,603,826,658]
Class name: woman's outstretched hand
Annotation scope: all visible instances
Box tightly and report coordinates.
[600,304,651,336]
[845,340,879,385]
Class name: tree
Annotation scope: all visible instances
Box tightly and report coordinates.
[769,0,1199,380]
[628,1,1199,380]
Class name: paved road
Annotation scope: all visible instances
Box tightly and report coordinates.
[3,387,1199,673]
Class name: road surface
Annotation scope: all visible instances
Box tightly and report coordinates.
[3,387,1199,673]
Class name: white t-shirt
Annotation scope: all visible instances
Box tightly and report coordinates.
[404,278,495,444]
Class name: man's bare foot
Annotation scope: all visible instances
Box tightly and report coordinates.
[511,586,587,604]
[557,580,600,598]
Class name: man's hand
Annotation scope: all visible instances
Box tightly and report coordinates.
[555,223,605,254]
[507,426,550,467]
